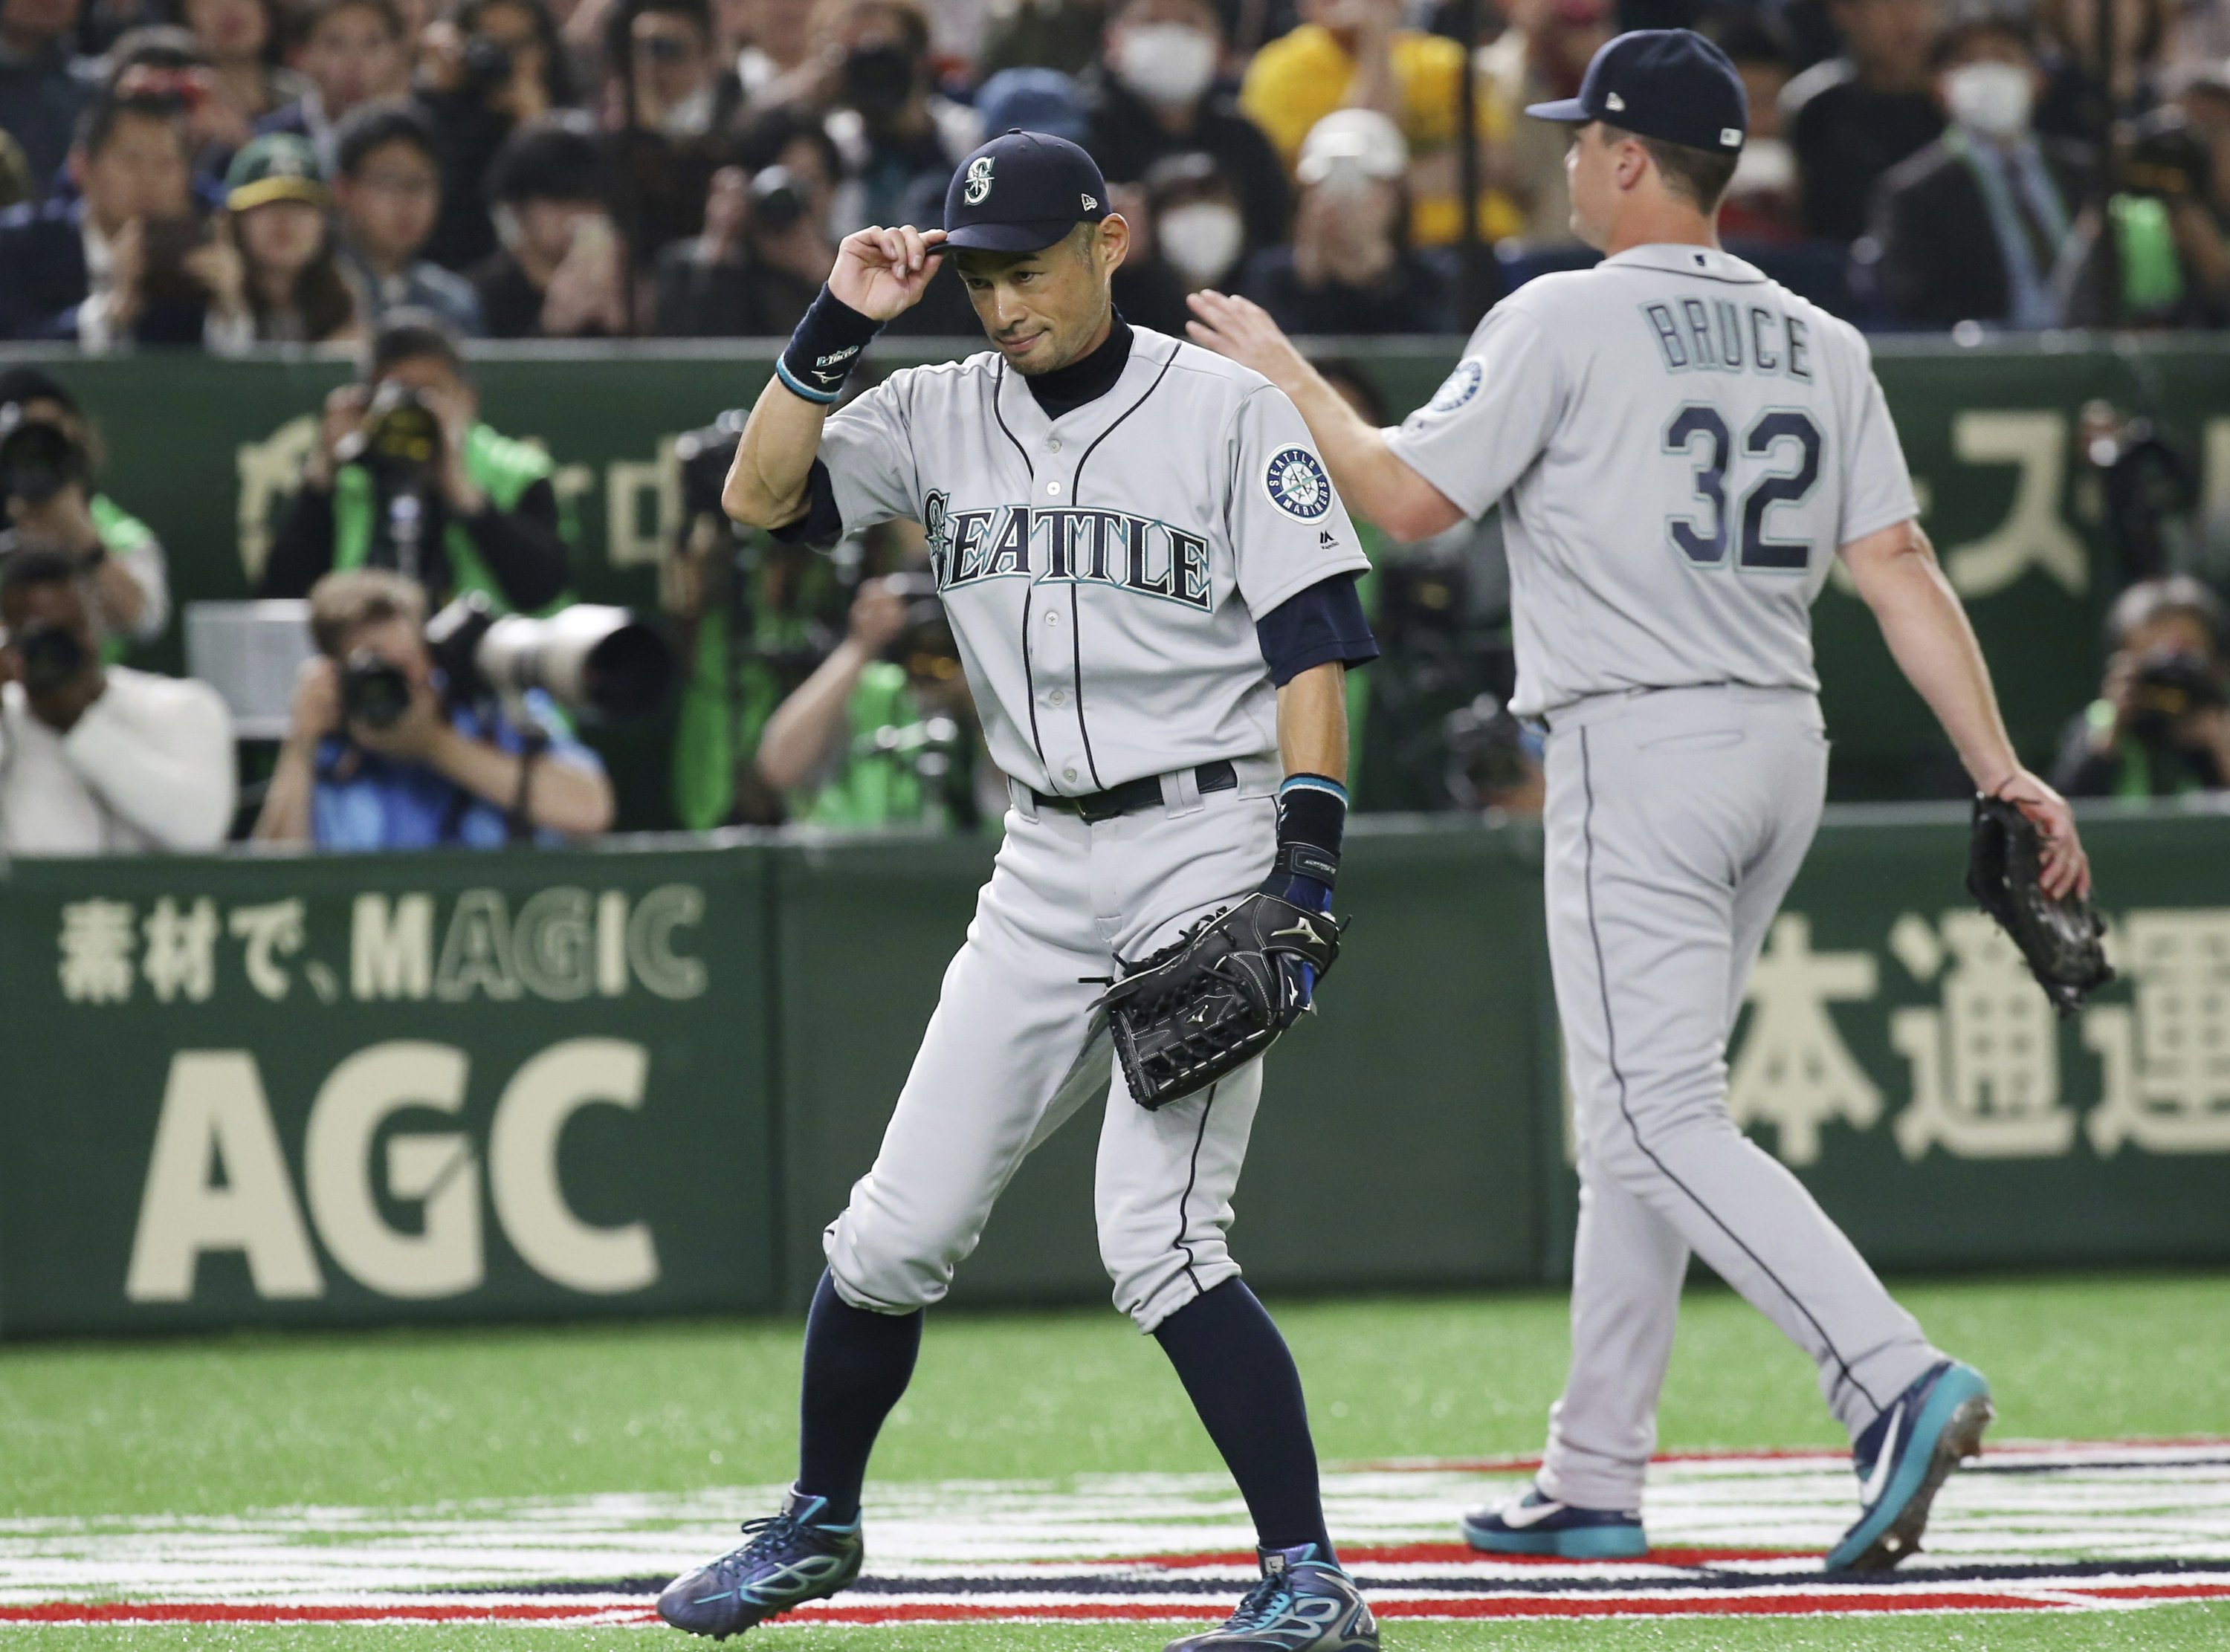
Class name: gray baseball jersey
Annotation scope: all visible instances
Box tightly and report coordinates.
[814,325,1370,794]
[1391,246,1948,1523]
[1386,244,1918,719]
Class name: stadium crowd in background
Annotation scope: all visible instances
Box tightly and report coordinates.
[1,0,2229,338]
[3,1,2230,852]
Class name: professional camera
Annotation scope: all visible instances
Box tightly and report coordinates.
[425,594,676,720]
[345,383,445,485]
[749,165,808,234]
[2126,647,2228,742]
[9,618,88,695]
[339,647,415,730]
[674,412,746,523]
[0,404,90,505]
[879,571,960,686]
[2124,109,2213,203]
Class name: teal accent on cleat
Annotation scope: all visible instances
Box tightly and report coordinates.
[1826,1359,1994,1572]
[1461,1488,1647,1559]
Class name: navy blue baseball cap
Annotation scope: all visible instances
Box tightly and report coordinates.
[1525,28,1748,155]
[942,128,1111,253]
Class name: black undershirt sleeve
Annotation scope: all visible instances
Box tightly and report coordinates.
[1254,571,1380,687]
[770,459,845,545]
[258,482,340,597]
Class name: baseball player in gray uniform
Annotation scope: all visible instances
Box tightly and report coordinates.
[657,130,1382,1650]
[1189,30,2092,1573]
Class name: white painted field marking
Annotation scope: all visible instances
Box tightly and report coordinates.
[4,1442,2228,1625]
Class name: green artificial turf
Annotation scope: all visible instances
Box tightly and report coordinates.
[2,1272,2226,1517]
[7,1610,2230,1651]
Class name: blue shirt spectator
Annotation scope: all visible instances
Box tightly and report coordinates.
[310,685,601,848]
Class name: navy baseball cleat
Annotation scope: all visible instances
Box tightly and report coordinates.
[1825,1358,1994,1572]
[656,1489,864,1639]
[1461,1487,1646,1558]
[1163,1543,1378,1651]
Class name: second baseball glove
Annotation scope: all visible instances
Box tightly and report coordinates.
[1966,794,2113,1016]
[1096,893,1344,1111]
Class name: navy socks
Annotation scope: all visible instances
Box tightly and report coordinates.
[794,1271,1332,1561]
[1153,1278,1337,1564]
[795,1271,922,1524]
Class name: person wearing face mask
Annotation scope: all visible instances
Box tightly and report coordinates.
[814,0,978,235]
[1236,107,1458,334]
[1092,149,1237,331]
[1865,14,2091,330]
[1079,0,1288,253]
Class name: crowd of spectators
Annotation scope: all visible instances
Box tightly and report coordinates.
[1,0,2228,338]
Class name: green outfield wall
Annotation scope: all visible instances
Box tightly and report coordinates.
[4,803,2227,1338]
[12,333,2230,813]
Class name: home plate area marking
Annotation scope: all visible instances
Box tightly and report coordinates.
[6,1442,2229,1627]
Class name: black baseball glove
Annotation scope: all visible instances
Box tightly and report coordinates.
[1096,893,1345,1111]
[1966,793,2113,1016]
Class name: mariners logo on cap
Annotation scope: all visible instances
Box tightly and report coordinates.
[1264,447,1333,520]
[963,155,995,204]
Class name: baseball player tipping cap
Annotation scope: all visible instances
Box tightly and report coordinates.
[940,127,1112,253]
[1525,26,1749,153]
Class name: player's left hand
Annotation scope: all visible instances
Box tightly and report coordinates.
[1185,290,1311,396]
[1988,768,2089,900]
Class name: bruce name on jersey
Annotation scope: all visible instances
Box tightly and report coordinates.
[924,490,1213,611]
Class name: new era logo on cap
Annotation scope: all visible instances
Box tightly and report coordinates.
[1606,91,1626,111]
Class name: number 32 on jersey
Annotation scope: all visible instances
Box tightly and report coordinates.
[1663,404,1823,574]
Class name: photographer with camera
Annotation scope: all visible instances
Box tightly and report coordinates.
[416,0,578,272]
[258,311,573,614]
[0,539,234,854]
[653,106,837,334]
[2051,574,2230,800]
[0,366,169,653]
[752,571,996,830]
[253,566,615,847]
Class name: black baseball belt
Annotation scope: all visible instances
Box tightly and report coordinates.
[1031,761,1238,824]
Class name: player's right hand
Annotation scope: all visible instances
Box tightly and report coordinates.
[829,226,948,320]
[1991,768,2090,901]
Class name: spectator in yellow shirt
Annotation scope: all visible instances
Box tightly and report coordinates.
[1238,0,1519,245]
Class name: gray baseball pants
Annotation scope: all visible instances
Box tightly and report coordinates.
[824,757,1283,1334]
[1536,684,1941,1515]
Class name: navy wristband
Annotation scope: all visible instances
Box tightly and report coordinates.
[775,285,882,405]
[1271,773,1347,890]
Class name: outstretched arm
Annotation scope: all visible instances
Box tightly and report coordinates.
[1187,290,1464,542]
[723,224,947,530]
[1841,518,2090,897]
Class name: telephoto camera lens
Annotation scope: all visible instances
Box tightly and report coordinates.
[354,383,444,482]
[339,649,414,730]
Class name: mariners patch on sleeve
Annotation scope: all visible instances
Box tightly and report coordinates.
[1428,358,1484,412]
[1264,446,1333,520]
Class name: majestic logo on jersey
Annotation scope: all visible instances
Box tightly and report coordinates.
[963,156,995,204]
[1427,358,1484,412]
[923,499,1213,610]
[1263,447,1333,521]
